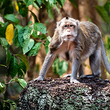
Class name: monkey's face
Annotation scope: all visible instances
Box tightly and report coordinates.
[57,17,78,41]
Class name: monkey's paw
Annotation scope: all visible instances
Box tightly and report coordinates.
[70,77,80,83]
[80,74,94,79]
[34,76,44,81]
[63,74,71,78]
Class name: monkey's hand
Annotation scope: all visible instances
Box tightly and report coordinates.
[34,76,44,81]
[70,77,80,83]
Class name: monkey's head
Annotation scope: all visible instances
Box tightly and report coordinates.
[57,17,79,41]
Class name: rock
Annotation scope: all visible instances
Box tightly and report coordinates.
[17,77,110,110]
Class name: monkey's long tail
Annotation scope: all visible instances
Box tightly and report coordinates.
[101,39,110,74]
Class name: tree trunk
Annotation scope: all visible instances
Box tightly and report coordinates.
[17,77,110,110]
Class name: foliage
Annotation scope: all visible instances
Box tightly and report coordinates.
[0,0,72,109]
[53,58,68,77]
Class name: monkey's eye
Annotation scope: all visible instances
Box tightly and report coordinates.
[70,25,74,27]
[64,25,67,28]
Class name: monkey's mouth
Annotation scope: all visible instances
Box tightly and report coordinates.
[67,35,72,39]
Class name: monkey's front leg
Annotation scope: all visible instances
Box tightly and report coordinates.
[34,51,56,81]
[70,59,80,83]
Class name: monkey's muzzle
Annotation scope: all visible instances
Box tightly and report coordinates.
[67,35,72,39]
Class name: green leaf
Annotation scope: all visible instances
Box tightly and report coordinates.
[95,5,110,23]
[13,29,20,47]
[69,0,77,8]
[45,36,51,54]
[45,40,49,54]
[28,42,41,56]
[46,3,54,19]
[40,34,47,40]
[18,2,28,17]
[15,24,23,32]
[18,59,26,78]
[33,23,47,34]
[18,28,25,46]
[0,38,9,49]
[15,25,25,46]
[4,14,19,24]
[16,54,29,71]
[0,64,7,67]
[52,58,68,77]
[0,22,8,38]
[6,50,12,66]
[0,22,4,27]
[57,0,65,7]
[47,36,51,42]
[35,0,42,6]
[0,82,5,93]
[6,100,17,110]
[8,56,18,78]
[28,21,33,25]
[22,38,34,54]
[18,78,27,88]
[24,0,34,7]
[104,1,110,12]
[23,29,31,39]
[33,1,39,9]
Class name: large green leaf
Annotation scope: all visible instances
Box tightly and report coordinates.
[34,23,47,34]
[22,38,34,54]
[18,28,25,46]
[28,42,41,56]
[23,28,31,39]
[16,54,29,71]
[9,78,27,88]
[4,14,19,24]
[8,56,18,78]
[18,59,26,78]
[95,5,110,23]
[0,38,8,49]
[18,78,27,88]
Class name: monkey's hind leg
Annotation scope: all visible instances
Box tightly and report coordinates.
[89,48,101,78]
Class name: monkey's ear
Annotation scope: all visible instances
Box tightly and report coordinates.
[49,29,63,52]
[57,21,61,28]
[76,20,80,30]
[73,20,80,37]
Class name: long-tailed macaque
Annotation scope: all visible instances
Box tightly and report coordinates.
[34,17,110,83]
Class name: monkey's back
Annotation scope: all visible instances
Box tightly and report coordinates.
[79,21,101,43]
[79,21,101,61]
